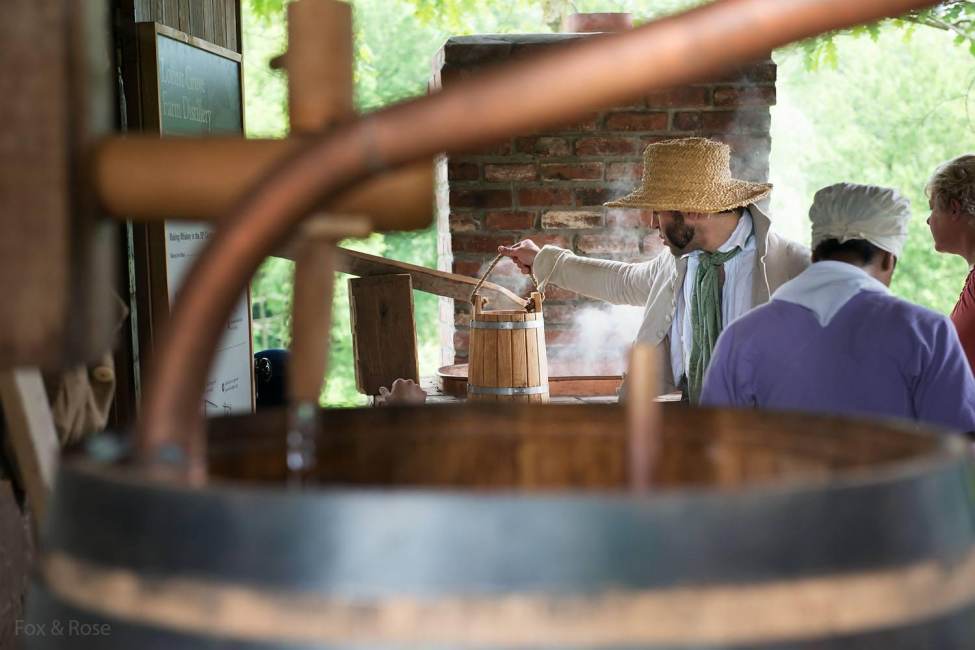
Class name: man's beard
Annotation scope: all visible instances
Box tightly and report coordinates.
[663,214,696,254]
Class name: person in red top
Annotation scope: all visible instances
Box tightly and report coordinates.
[927,154,975,374]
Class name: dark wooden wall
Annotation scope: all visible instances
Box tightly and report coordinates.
[110,0,243,429]
[123,0,241,53]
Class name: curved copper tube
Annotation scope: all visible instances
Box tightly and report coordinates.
[138,0,938,468]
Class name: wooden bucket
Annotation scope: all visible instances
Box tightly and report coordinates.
[26,406,975,648]
[467,256,549,402]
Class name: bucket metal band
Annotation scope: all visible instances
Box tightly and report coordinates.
[468,384,549,396]
[471,320,544,331]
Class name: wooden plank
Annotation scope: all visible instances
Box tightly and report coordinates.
[348,275,419,395]
[511,313,528,388]
[328,247,527,310]
[178,0,191,32]
[0,0,115,367]
[289,243,337,403]
[483,314,498,390]
[164,0,180,28]
[497,321,513,396]
[188,0,205,41]
[202,0,216,44]
[0,369,60,524]
[536,313,549,402]
[511,314,528,403]
[211,0,226,49]
[133,0,151,21]
[468,322,481,400]
[225,0,239,52]
[526,312,540,394]
[0,480,31,648]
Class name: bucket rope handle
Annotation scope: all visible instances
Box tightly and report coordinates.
[469,252,542,311]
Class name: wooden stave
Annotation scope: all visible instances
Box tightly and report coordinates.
[26,426,975,649]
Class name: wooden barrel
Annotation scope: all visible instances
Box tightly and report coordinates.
[468,290,549,403]
[26,404,975,648]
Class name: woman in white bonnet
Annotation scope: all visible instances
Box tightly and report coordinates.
[927,154,975,372]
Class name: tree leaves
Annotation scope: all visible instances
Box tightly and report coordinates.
[800,1,975,70]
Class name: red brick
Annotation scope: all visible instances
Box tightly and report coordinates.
[639,136,674,148]
[517,187,573,207]
[453,234,521,253]
[450,188,512,209]
[574,137,639,156]
[484,163,537,182]
[605,111,668,132]
[542,286,579,301]
[641,234,667,258]
[448,161,479,181]
[700,109,770,134]
[542,304,576,325]
[545,329,581,346]
[485,210,536,230]
[576,234,640,255]
[453,260,484,276]
[532,234,572,249]
[574,188,614,206]
[606,209,642,229]
[551,113,600,132]
[715,135,772,156]
[453,330,469,354]
[459,138,513,156]
[672,111,702,131]
[449,216,479,232]
[713,85,776,107]
[644,86,711,108]
[606,162,643,182]
[713,61,777,83]
[454,233,569,255]
[541,210,603,229]
[540,162,604,181]
[514,136,571,157]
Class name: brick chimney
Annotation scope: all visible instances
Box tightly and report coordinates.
[431,34,776,370]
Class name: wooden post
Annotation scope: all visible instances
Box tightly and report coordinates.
[0,368,60,524]
[626,344,660,491]
[286,0,354,133]
[349,274,420,395]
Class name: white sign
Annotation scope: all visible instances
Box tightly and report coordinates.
[165,222,253,416]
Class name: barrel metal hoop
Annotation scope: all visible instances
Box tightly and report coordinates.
[468,384,549,396]
[470,320,544,331]
[38,548,975,647]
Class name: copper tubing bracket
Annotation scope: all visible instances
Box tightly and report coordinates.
[137,0,941,471]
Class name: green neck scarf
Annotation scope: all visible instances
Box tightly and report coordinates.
[687,247,742,404]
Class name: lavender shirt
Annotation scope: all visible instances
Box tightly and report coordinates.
[701,265,975,433]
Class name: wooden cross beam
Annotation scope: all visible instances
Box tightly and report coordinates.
[94,0,433,231]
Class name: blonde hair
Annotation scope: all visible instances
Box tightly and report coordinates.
[927,154,975,218]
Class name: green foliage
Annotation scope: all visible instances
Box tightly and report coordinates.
[797,1,975,70]
[770,26,973,314]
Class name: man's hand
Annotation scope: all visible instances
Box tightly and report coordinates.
[376,378,427,406]
[498,240,541,275]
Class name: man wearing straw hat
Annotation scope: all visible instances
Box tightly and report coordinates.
[701,182,975,432]
[500,137,808,402]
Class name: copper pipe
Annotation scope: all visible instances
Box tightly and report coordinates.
[139,0,939,466]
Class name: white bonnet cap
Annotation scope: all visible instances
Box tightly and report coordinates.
[809,182,911,257]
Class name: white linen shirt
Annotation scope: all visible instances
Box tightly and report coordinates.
[670,209,756,386]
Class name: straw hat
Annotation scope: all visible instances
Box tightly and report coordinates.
[604,137,771,213]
